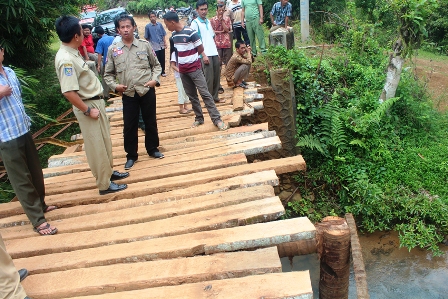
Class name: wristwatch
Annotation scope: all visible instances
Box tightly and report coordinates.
[83,107,91,116]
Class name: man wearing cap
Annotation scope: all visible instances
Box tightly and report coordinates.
[55,15,129,195]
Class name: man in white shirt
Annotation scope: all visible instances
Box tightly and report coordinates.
[191,0,225,103]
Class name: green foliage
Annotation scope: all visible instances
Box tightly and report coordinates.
[264,21,447,254]
[424,0,448,54]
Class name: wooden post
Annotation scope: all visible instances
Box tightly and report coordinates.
[316,216,350,299]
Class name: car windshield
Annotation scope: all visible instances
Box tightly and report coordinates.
[95,10,124,25]
[81,11,96,19]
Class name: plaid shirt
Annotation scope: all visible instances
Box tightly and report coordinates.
[270,2,292,25]
[0,66,31,142]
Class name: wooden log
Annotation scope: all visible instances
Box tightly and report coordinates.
[232,85,245,111]
[21,248,282,299]
[345,213,370,299]
[316,216,351,299]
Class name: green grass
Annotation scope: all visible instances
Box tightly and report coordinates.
[416,49,448,61]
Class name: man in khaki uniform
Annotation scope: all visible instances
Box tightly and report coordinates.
[0,233,29,299]
[55,15,129,195]
[104,15,163,170]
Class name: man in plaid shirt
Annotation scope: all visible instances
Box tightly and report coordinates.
[270,0,292,32]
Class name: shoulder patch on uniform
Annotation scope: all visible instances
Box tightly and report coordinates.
[63,64,73,76]
[139,39,149,43]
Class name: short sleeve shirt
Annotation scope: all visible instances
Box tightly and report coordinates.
[270,2,292,25]
[55,44,103,100]
[241,0,262,20]
[95,35,115,66]
[171,27,203,74]
[191,18,219,56]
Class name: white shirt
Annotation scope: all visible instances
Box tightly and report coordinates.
[191,18,219,57]
[170,52,180,78]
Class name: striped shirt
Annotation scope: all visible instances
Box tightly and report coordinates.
[0,66,31,142]
[171,27,203,74]
[229,1,244,28]
[270,2,292,25]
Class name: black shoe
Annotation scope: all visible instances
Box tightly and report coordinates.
[110,170,129,181]
[242,81,248,86]
[99,182,128,195]
[124,159,136,170]
[149,151,164,159]
[18,269,28,282]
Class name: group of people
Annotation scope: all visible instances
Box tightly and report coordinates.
[0,1,293,297]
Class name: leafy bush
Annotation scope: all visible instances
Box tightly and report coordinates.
[261,25,448,254]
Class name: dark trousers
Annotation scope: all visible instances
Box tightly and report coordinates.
[122,89,159,160]
[234,26,250,46]
[155,48,166,75]
[0,132,47,227]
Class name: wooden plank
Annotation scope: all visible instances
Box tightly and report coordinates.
[232,86,245,111]
[43,153,248,195]
[0,155,302,216]
[14,217,315,275]
[2,184,273,240]
[0,173,278,228]
[346,213,370,299]
[5,197,285,258]
[22,247,282,299]
[64,272,313,299]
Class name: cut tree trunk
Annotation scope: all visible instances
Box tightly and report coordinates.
[380,39,404,102]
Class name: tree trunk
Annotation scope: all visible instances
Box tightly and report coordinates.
[380,39,404,102]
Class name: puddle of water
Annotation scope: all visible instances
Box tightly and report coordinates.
[281,231,448,299]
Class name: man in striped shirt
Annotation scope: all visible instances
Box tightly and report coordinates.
[163,12,228,130]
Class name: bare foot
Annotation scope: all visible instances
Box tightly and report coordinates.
[34,222,58,235]
[179,108,191,114]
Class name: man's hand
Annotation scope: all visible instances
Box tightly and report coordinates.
[0,85,12,99]
[241,21,245,29]
[144,80,157,88]
[203,55,210,65]
[89,108,101,120]
[97,65,101,73]
[259,17,263,25]
[115,84,128,92]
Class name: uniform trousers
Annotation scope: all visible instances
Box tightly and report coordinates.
[122,88,159,160]
[180,68,222,125]
[0,233,27,299]
[0,132,47,228]
[201,55,221,102]
[245,18,266,56]
[73,99,113,191]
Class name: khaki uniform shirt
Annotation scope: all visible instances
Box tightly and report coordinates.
[104,38,162,97]
[225,51,252,81]
[55,45,103,99]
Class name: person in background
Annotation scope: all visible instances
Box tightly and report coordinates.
[95,26,115,100]
[0,45,58,236]
[191,0,225,103]
[145,11,168,77]
[55,16,129,195]
[163,11,228,130]
[79,24,98,76]
[270,0,292,32]
[0,232,30,299]
[241,0,266,56]
[229,0,250,45]
[169,37,192,114]
[104,14,164,171]
[225,41,252,88]
[219,0,234,54]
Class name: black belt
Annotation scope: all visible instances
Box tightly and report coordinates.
[85,96,103,101]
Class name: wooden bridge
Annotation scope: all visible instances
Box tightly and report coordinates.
[0,79,316,298]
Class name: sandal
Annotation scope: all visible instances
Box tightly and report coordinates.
[191,120,204,128]
[216,120,228,131]
[218,87,225,94]
[34,223,58,236]
[214,98,226,103]
[44,205,58,213]
[234,83,249,89]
